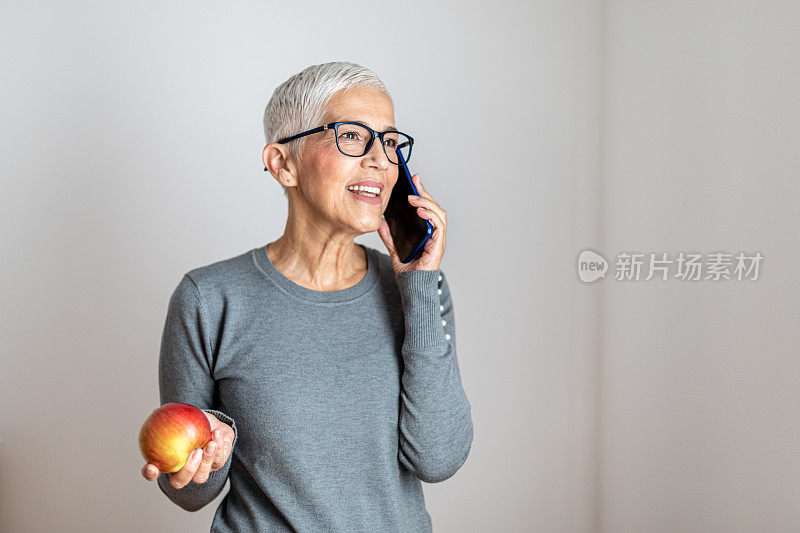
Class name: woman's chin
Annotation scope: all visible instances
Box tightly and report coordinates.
[351,215,382,232]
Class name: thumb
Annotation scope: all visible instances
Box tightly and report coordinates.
[143,463,159,479]
[378,218,407,274]
[378,218,397,258]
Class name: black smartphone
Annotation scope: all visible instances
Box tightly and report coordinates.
[383,147,433,263]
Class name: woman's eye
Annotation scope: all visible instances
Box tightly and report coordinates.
[340,132,360,141]
[384,139,397,147]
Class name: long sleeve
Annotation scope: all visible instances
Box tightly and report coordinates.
[155,274,238,512]
[394,269,474,484]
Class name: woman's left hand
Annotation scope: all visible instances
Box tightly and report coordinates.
[378,173,446,274]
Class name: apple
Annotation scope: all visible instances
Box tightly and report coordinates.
[139,402,212,473]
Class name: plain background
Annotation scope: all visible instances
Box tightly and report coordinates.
[1,1,797,532]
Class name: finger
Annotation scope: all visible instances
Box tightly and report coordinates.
[212,433,226,469]
[207,429,225,468]
[170,448,203,489]
[408,196,446,229]
[378,218,400,261]
[377,218,392,247]
[416,207,446,247]
[192,440,217,483]
[224,438,233,465]
[223,433,233,463]
[411,174,432,200]
[215,441,229,470]
[416,206,442,232]
[142,463,160,481]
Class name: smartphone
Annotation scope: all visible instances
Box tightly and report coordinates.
[383,147,433,263]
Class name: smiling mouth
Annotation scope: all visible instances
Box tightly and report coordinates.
[346,188,382,204]
[345,187,381,198]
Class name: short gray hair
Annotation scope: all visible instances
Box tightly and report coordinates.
[263,61,393,198]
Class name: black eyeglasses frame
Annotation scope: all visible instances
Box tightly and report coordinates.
[263,121,414,171]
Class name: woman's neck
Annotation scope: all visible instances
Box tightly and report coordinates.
[266,236,367,292]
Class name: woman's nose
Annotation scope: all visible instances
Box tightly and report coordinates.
[363,139,390,169]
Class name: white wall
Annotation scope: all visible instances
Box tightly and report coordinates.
[1,1,796,532]
[0,1,598,531]
[600,2,800,531]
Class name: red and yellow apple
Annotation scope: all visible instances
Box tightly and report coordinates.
[139,402,212,473]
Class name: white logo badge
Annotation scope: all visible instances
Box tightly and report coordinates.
[578,249,608,283]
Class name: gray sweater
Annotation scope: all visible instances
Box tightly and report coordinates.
[155,243,473,532]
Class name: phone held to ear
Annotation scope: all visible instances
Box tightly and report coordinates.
[383,147,433,264]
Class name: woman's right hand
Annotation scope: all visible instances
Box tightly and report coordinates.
[140,412,235,489]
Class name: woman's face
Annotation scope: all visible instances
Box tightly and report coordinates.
[291,86,399,237]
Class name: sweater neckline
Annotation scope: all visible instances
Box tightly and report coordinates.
[252,242,378,304]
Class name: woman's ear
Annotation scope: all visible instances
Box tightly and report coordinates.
[263,143,296,186]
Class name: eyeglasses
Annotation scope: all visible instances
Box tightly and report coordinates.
[263,121,414,171]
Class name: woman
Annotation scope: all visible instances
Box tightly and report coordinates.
[141,61,473,532]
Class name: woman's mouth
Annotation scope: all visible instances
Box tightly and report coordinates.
[345,187,381,205]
